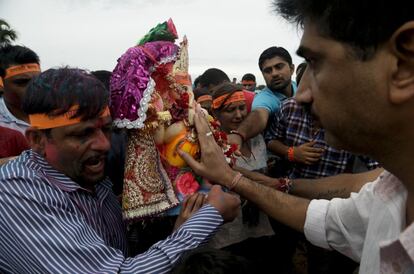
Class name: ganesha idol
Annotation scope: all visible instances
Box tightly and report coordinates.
[110,19,216,220]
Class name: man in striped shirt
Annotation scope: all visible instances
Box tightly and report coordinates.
[0,67,240,274]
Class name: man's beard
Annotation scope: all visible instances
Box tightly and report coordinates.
[268,79,290,93]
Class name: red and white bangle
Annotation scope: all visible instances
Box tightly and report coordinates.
[277,178,293,193]
[229,172,243,190]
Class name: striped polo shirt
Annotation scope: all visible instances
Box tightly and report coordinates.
[0,150,223,273]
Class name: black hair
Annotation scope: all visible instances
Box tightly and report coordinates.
[258,46,292,70]
[198,68,230,89]
[193,75,201,87]
[22,67,108,120]
[241,73,256,82]
[211,82,244,112]
[0,45,40,78]
[91,70,112,90]
[296,62,307,84]
[193,87,210,101]
[274,0,414,60]
[171,247,253,274]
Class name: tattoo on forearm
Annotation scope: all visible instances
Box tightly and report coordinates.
[315,187,348,199]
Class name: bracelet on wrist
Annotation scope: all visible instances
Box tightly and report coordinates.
[287,147,295,162]
[277,177,293,193]
[229,172,243,190]
[229,130,246,142]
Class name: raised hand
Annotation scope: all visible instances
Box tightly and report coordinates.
[292,141,324,165]
[178,104,238,187]
[206,185,240,222]
[174,193,206,230]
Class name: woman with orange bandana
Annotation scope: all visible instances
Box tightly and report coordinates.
[207,82,275,272]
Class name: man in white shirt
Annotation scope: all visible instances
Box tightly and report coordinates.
[179,0,414,273]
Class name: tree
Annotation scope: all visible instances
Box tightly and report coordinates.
[0,19,18,46]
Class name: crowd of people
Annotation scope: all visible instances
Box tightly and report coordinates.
[0,0,414,273]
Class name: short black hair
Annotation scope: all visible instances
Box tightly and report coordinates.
[198,68,230,89]
[0,45,40,78]
[258,46,292,70]
[172,247,253,274]
[193,87,210,101]
[91,70,112,90]
[242,73,256,82]
[274,0,414,60]
[23,67,108,121]
[296,62,307,84]
[193,75,201,87]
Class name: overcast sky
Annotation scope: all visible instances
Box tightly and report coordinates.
[1,0,303,85]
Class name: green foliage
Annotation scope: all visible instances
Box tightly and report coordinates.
[0,19,18,46]
[138,21,176,45]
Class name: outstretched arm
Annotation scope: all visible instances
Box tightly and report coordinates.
[227,108,269,148]
[236,166,383,200]
[179,106,309,232]
[291,168,383,199]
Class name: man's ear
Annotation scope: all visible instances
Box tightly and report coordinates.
[25,128,47,156]
[290,64,295,75]
[389,21,414,104]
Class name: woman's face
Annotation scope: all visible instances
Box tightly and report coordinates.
[216,101,247,133]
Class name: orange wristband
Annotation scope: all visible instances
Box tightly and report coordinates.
[287,147,295,162]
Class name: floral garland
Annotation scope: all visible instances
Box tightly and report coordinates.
[209,120,238,164]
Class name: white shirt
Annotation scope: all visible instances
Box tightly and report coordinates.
[0,97,29,134]
[304,171,414,273]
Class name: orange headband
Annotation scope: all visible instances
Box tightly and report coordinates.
[241,80,255,85]
[4,63,41,79]
[212,91,245,109]
[197,95,212,103]
[29,105,111,129]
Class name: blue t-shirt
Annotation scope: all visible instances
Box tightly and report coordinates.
[252,82,297,116]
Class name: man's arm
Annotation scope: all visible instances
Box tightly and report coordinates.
[231,175,310,232]
[291,168,383,199]
[180,107,376,262]
[228,108,269,147]
[0,176,239,273]
[268,139,324,165]
[180,106,309,232]
[235,166,383,200]
[267,139,289,157]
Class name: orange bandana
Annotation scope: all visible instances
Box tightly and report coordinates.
[212,91,245,109]
[196,95,212,103]
[29,105,111,129]
[4,63,41,79]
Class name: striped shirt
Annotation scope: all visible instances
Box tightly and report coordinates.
[0,150,223,274]
[265,98,378,179]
